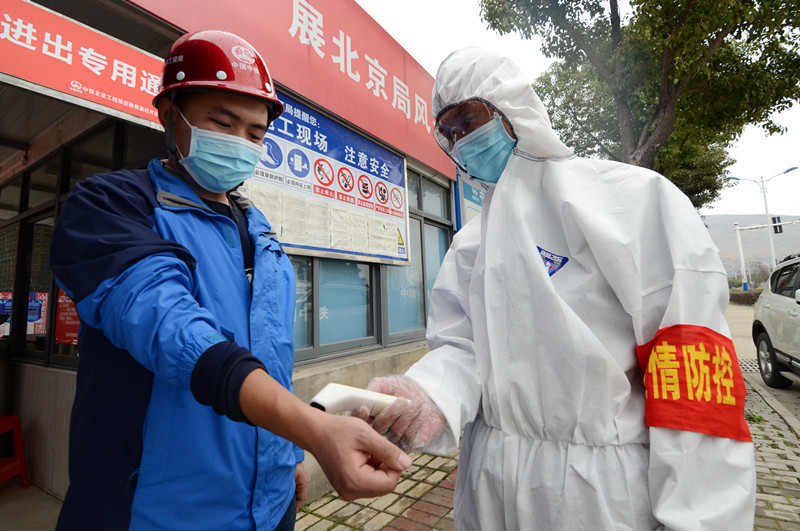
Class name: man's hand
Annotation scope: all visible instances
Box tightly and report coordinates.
[239,369,411,501]
[308,414,412,501]
[295,463,308,510]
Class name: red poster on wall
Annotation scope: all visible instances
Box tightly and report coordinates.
[55,289,79,345]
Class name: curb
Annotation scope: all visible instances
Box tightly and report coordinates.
[744,372,800,437]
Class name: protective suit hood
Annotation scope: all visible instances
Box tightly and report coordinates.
[432,47,573,166]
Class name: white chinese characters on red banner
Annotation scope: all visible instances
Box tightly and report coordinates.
[1,0,162,126]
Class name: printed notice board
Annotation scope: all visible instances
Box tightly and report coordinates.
[241,91,409,265]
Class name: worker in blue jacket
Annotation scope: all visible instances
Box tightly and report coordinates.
[50,30,411,531]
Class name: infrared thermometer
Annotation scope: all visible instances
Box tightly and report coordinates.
[309,383,408,416]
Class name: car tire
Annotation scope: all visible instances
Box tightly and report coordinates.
[757,332,792,389]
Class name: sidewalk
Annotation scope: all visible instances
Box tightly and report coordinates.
[296,452,458,531]
[293,368,800,531]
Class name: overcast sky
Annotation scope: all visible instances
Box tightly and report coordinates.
[354,0,800,219]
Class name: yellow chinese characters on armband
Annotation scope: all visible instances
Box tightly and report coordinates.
[635,324,752,442]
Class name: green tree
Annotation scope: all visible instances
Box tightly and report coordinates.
[480,0,800,207]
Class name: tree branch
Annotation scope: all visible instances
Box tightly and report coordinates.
[567,105,621,161]
[547,0,615,86]
[609,0,621,50]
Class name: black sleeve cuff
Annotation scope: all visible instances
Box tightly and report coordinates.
[190,341,266,423]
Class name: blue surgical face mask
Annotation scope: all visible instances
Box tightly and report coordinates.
[176,109,262,193]
[451,114,516,183]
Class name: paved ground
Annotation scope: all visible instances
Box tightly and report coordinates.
[296,453,459,531]
[4,304,800,530]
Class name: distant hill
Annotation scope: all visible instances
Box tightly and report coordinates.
[702,214,800,275]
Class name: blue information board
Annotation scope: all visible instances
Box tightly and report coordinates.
[242,91,409,264]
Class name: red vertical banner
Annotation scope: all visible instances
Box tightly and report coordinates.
[55,289,79,345]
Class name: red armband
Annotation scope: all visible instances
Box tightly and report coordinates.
[636,325,751,442]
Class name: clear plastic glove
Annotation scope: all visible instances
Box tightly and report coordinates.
[353,375,446,453]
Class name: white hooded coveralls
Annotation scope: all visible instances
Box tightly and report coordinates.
[406,48,756,530]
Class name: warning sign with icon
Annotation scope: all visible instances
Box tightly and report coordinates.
[248,91,409,265]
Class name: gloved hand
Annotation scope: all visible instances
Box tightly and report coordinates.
[353,375,446,453]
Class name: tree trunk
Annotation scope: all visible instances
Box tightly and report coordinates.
[629,100,677,169]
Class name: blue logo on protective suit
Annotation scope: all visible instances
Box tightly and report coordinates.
[537,246,568,276]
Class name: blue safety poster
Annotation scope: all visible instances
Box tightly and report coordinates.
[242,91,409,265]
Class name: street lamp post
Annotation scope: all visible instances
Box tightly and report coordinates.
[728,166,798,267]
[734,222,749,291]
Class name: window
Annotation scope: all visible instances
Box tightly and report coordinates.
[0,176,22,220]
[290,255,380,363]
[422,178,449,220]
[319,259,374,344]
[774,263,800,298]
[2,118,163,367]
[69,122,115,188]
[0,226,18,358]
[291,255,312,350]
[27,158,60,210]
[384,169,452,341]
[23,217,54,354]
[387,218,424,334]
[423,224,449,305]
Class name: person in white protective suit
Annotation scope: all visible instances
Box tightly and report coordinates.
[357,47,756,530]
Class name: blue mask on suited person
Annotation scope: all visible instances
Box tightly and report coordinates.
[451,114,516,184]
[176,109,263,193]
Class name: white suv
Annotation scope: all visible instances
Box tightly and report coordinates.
[753,254,800,388]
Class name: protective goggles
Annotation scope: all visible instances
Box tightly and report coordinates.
[434,98,502,153]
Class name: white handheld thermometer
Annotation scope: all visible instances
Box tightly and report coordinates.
[309,383,408,415]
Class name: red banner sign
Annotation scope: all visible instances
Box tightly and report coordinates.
[1,0,164,125]
[127,0,454,178]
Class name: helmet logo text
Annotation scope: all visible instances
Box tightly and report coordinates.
[232,46,256,65]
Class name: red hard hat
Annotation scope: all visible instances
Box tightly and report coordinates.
[153,30,283,122]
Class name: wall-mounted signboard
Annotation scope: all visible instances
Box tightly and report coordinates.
[242,91,409,264]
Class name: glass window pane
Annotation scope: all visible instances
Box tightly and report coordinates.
[70,122,115,189]
[421,179,449,219]
[319,259,372,344]
[423,224,449,305]
[27,155,60,210]
[0,227,18,352]
[777,264,799,297]
[0,175,22,220]
[126,124,165,169]
[290,255,312,349]
[407,171,419,210]
[387,218,424,334]
[26,218,54,353]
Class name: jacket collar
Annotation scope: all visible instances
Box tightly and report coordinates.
[147,158,273,234]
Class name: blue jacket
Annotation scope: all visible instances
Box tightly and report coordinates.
[51,159,301,530]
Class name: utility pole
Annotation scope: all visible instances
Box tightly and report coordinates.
[734,222,749,291]
[728,166,798,267]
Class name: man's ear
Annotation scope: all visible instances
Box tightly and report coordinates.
[157,98,174,130]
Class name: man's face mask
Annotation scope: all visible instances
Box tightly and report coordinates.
[175,108,262,193]
[450,114,516,183]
